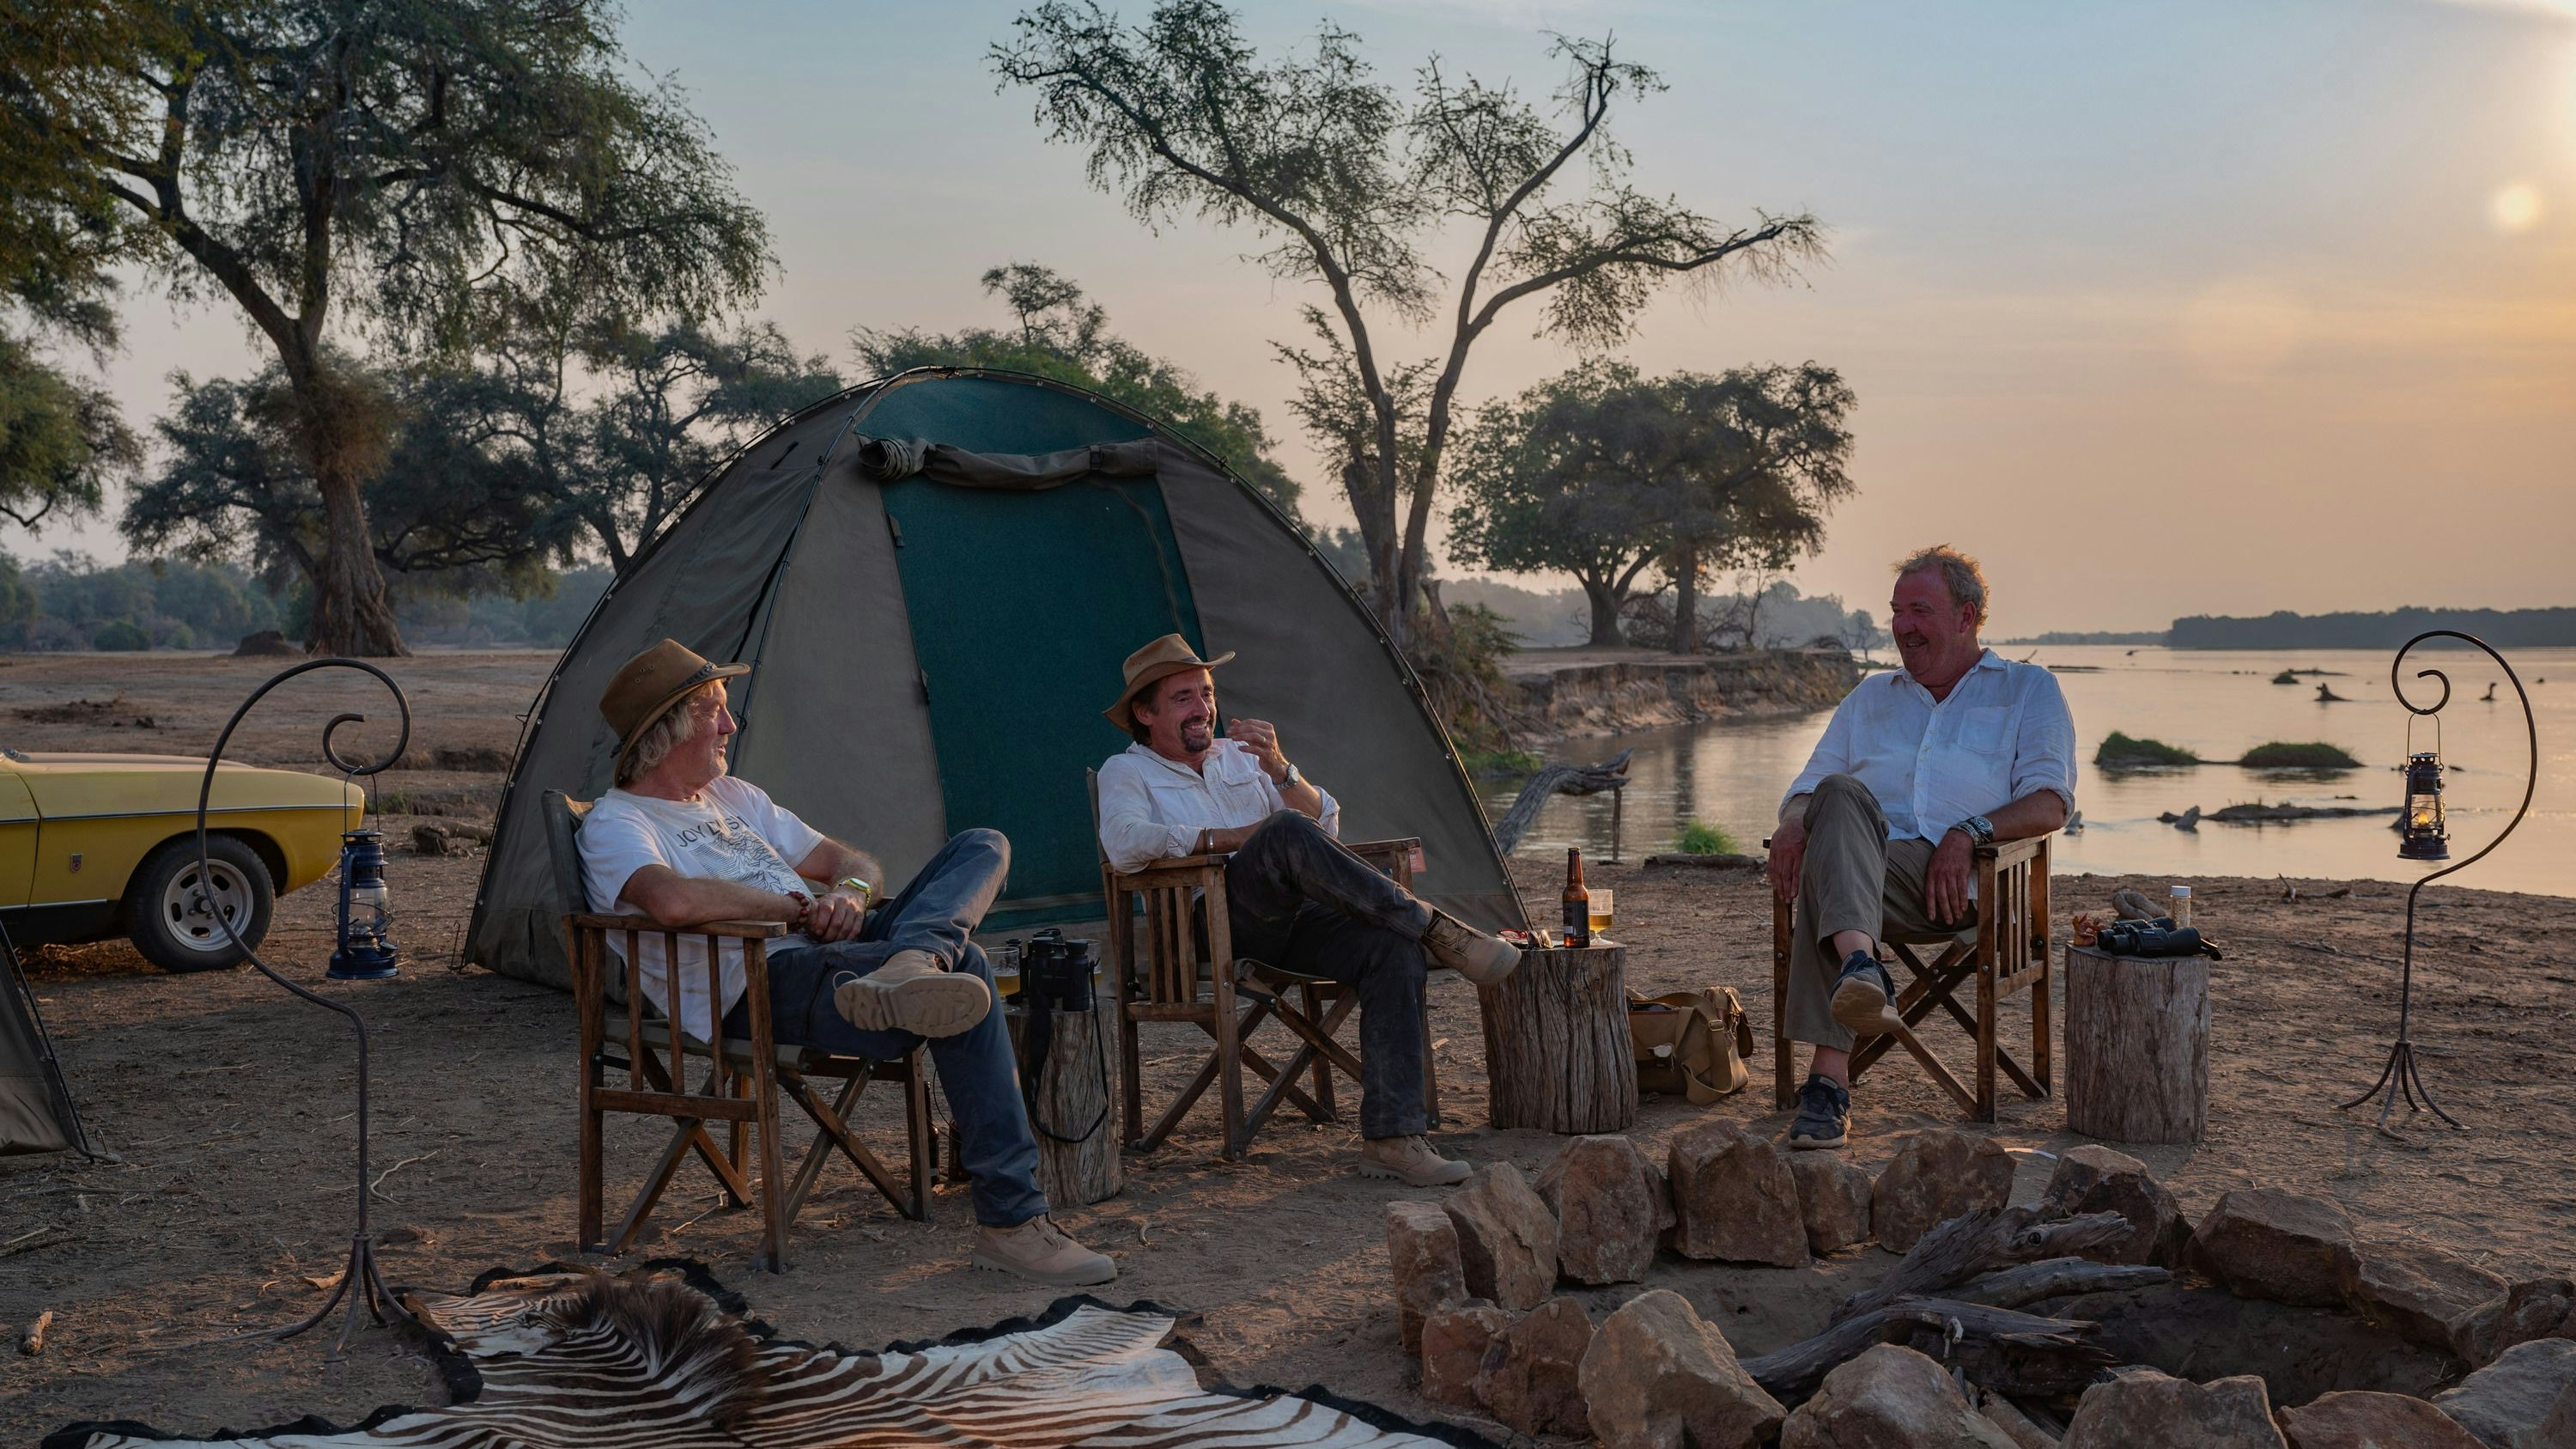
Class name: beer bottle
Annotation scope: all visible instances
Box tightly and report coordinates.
[1562,847,1592,948]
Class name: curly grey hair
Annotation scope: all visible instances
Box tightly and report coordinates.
[1894,545,1990,624]
[617,680,721,786]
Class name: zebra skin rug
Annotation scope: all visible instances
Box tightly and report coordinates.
[51,1263,1488,1449]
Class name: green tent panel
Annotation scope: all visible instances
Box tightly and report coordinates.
[468,368,1522,989]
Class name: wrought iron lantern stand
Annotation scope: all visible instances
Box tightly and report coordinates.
[2342,630,2537,1134]
[194,658,417,1351]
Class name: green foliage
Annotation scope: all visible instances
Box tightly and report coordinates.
[0,552,281,650]
[2239,741,2360,769]
[855,264,1300,521]
[1459,746,1544,779]
[1678,820,1738,856]
[1409,603,1522,757]
[1449,362,1856,648]
[993,2,1824,643]
[2095,732,2201,768]
[0,330,136,530]
[90,618,147,651]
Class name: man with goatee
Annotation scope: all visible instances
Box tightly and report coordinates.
[1767,546,2076,1149]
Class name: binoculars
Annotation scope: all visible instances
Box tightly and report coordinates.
[1012,927,1098,1013]
[2097,917,2221,960]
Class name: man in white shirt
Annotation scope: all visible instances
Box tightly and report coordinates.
[1094,634,1520,1188]
[1767,548,2076,1150]
[578,639,1114,1286]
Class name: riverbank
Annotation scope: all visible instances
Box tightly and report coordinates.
[1505,643,1859,742]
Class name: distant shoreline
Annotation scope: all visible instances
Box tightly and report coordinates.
[2002,605,2576,651]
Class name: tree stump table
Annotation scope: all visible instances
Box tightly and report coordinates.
[1005,994,1123,1205]
[2063,943,2208,1144]
[1478,944,1637,1134]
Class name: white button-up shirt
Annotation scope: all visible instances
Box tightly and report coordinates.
[1096,740,1341,874]
[1783,648,2077,843]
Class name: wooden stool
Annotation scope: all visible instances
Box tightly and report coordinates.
[1479,944,1638,1134]
[2063,943,2208,1144]
[1006,993,1123,1206]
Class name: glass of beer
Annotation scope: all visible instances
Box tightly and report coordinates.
[1589,888,1614,937]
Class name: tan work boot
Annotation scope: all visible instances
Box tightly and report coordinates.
[1422,909,1519,985]
[971,1215,1117,1287]
[1357,1134,1472,1187]
[833,949,992,1038]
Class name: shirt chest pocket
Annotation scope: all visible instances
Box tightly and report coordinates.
[1955,705,2014,756]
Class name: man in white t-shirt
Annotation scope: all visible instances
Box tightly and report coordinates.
[578,639,1113,1287]
[1093,634,1522,1190]
[1767,547,2076,1152]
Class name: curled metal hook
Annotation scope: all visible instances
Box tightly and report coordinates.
[2390,634,2456,717]
[320,711,404,776]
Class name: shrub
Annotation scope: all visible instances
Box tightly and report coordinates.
[92,618,149,651]
[1460,746,1543,778]
[1677,819,1737,855]
[2095,731,2199,768]
[2239,740,2360,769]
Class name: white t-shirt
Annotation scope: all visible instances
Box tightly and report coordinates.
[578,775,824,1040]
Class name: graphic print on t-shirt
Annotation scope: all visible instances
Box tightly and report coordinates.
[671,810,804,895]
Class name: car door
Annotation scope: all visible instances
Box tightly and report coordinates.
[0,757,35,906]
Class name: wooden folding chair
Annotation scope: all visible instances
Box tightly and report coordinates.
[545,791,935,1272]
[1088,770,1440,1160]
[1767,833,2053,1123]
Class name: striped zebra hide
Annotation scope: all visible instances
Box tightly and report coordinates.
[56,1265,1485,1449]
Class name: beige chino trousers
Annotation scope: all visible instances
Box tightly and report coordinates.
[1783,773,1978,1053]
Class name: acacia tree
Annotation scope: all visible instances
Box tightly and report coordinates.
[1651,364,1854,652]
[994,1,1823,648]
[47,0,768,653]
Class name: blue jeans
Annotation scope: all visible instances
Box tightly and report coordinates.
[725,828,1047,1227]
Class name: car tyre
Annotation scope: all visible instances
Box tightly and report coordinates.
[124,836,275,973]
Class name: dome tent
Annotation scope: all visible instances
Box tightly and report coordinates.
[468,368,1524,989]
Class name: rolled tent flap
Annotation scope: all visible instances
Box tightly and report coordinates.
[854,434,1160,489]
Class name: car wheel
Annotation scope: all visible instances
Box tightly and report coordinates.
[125,836,275,973]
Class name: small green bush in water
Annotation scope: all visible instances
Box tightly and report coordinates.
[2239,740,2360,769]
[1461,747,1544,778]
[1678,820,1737,855]
[2095,731,2199,767]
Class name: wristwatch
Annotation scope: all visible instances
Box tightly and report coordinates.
[1951,814,1996,847]
[1279,760,1303,790]
[833,875,875,909]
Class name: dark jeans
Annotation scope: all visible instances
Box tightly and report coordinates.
[1223,810,1433,1139]
[724,828,1045,1227]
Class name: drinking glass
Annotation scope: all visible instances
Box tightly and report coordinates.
[1589,888,1614,935]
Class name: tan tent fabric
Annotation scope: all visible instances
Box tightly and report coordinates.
[1,928,79,1154]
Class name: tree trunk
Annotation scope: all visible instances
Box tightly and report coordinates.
[306,462,407,656]
[1580,578,1624,647]
[1478,944,1637,1134]
[2064,944,2208,1144]
[1671,542,1701,654]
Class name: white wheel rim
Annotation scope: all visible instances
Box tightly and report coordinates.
[162,858,255,954]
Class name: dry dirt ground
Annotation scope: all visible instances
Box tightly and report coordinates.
[5,651,2575,1443]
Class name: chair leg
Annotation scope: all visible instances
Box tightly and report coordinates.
[577,1066,605,1252]
[1772,894,1796,1110]
[1303,981,1337,1120]
[1977,958,1999,1123]
[1419,976,1443,1127]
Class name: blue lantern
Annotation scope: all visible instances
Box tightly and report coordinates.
[2397,751,2449,861]
[327,828,398,980]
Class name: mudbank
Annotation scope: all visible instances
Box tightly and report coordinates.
[1509,646,1860,741]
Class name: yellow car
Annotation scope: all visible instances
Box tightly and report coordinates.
[0,750,362,971]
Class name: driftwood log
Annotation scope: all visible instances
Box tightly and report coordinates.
[1956,1257,2171,1310]
[1835,1207,2132,1324]
[1477,945,1637,1134]
[2064,943,2208,1144]
[1489,750,1631,854]
[1743,1297,2113,1404]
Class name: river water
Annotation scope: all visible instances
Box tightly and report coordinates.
[1482,645,2576,898]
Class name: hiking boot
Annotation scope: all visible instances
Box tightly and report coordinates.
[970,1215,1117,1288]
[1422,910,1520,985]
[1357,1134,1473,1187]
[833,949,992,1038]
[1829,950,1904,1038]
[1786,1073,1850,1150]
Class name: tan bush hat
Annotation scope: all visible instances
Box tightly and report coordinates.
[600,639,750,770]
[1103,633,1236,731]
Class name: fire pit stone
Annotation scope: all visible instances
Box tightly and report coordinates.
[1443,1162,1558,1311]
[2340,1237,2510,1354]
[1873,1129,2016,1252]
[2276,1390,2485,1449]
[1669,1120,1810,1268]
[2061,1367,2287,1448]
[2451,1275,2576,1368]
[2186,1188,2360,1308]
[1580,1288,1784,1449]
[1777,1342,2019,1448]
[2041,1144,2190,1266]
[1419,1300,1511,1409]
[1788,1154,1875,1256]
[1475,1297,1595,1439]
[2430,1336,2576,1448]
[1534,1134,1672,1286]
[1383,1200,1467,1353]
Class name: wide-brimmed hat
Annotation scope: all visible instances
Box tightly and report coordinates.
[1103,633,1236,731]
[601,639,750,771]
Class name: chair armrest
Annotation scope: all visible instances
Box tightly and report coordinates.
[1975,834,2052,869]
[1349,836,1422,862]
[1109,853,1231,886]
[565,912,786,940]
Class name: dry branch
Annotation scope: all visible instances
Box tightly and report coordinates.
[1834,1208,2132,1324]
[1955,1257,2170,1310]
[1743,1296,2111,1404]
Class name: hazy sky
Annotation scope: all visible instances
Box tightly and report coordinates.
[64,0,2576,633]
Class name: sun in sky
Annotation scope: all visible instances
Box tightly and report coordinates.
[2490,180,2547,233]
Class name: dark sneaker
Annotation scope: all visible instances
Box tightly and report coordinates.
[1829,951,1904,1038]
[1787,1073,1850,1150]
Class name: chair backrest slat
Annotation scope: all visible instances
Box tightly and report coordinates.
[623,927,644,1089]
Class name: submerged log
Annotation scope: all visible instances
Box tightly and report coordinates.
[1836,1208,2133,1324]
[1489,750,1631,854]
[1742,1296,2113,1405]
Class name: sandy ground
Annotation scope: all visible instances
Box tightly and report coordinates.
[5,651,2575,1442]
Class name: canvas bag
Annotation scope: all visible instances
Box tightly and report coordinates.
[1628,987,1755,1105]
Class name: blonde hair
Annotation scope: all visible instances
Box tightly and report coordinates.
[1894,545,1990,624]
[617,681,720,785]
